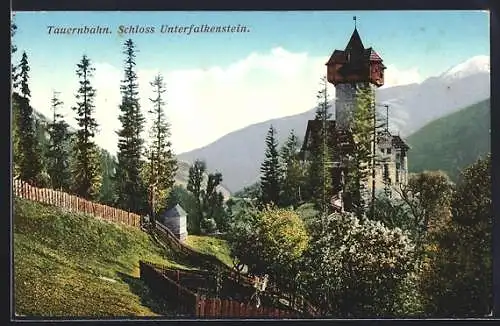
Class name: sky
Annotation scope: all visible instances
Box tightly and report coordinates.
[12,10,490,155]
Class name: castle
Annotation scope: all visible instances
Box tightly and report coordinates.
[300,24,410,212]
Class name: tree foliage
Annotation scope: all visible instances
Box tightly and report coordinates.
[227,205,308,289]
[114,39,147,213]
[299,212,417,317]
[279,130,305,208]
[186,159,206,234]
[259,125,281,206]
[70,55,102,199]
[46,91,71,191]
[14,52,45,186]
[201,172,226,232]
[344,83,375,216]
[143,73,178,216]
[420,155,492,317]
[305,76,334,213]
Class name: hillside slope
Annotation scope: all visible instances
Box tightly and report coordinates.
[13,199,192,317]
[407,99,490,181]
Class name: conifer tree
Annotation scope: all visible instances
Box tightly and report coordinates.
[15,52,44,185]
[143,73,178,216]
[11,18,21,177]
[71,55,102,199]
[11,18,18,87]
[344,83,375,217]
[280,130,304,208]
[306,76,334,214]
[114,39,147,213]
[47,91,71,190]
[260,125,281,206]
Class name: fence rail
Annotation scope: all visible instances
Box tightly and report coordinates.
[152,222,319,317]
[154,221,242,275]
[139,261,300,319]
[13,179,141,228]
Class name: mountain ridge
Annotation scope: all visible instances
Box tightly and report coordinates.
[177,56,490,192]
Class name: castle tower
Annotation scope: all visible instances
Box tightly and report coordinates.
[325,25,386,129]
[300,21,409,214]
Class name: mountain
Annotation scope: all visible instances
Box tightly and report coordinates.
[177,56,490,192]
[406,98,490,181]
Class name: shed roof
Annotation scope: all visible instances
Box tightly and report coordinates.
[162,204,187,218]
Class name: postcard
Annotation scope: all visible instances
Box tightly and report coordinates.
[11,10,492,320]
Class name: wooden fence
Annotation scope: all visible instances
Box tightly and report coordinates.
[139,261,300,319]
[13,179,141,228]
[152,222,319,317]
[154,221,241,275]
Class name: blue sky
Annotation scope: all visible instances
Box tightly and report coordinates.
[12,11,489,155]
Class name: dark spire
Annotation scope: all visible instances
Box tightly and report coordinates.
[345,27,365,53]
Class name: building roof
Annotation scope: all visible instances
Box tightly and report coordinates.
[162,204,187,218]
[325,28,385,67]
[300,119,355,156]
[391,135,410,150]
[345,27,365,53]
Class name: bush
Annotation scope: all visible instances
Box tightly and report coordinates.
[226,205,309,287]
[299,212,418,317]
[200,217,217,234]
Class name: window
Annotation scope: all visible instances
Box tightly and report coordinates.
[387,148,392,155]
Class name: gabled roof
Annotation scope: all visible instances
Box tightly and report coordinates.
[392,135,410,150]
[365,47,383,62]
[300,120,356,157]
[162,204,187,218]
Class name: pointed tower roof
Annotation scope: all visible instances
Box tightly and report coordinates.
[345,27,365,54]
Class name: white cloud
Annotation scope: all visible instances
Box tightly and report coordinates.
[382,64,423,88]
[28,48,423,156]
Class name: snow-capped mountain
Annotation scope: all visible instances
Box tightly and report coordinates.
[177,55,491,192]
[441,55,490,80]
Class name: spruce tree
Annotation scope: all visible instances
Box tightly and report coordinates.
[280,130,304,208]
[11,18,18,87]
[114,39,147,213]
[259,125,281,206]
[15,52,44,185]
[306,76,334,214]
[143,73,178,216]
[71,55,102,199]
[47,91,71,190]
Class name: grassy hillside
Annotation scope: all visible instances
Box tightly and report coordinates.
[407,98,490,181]
[185,235,233,268]
[13,198,195,317]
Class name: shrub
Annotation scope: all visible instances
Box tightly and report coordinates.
[226,205,309,288]
[299,212,418,317]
